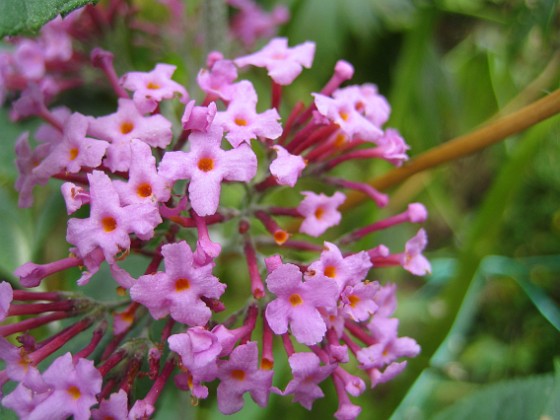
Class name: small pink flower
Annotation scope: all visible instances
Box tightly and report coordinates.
[216,341,274,414]
[26,353,102,420]
[197,56,238,102]
[66,171,162,265]
[278,352,335,410]
[33,113,109,178]
[333,84,391,128]
[297,191,346,237]
[130,241,226,326]
[91,389,129,420]
[305,242,372,292]
[265,263,338,345]
[214,80,282,147]
[120,63,188,113]
[0,282,13,321]
[402,228,431,275]
[61,182,90,214]
[159,124,257,216]
[270,145,306,187]
[235,37,315,85]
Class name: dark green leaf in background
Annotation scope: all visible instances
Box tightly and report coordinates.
[0,0,98,38]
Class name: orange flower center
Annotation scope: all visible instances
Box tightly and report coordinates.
[120,121,134,134]
[324,265,337,278]
[136,183,153,198]
[314,207,324,220]
[197,157,214,172]
[146,81,160,90]
[69,147,79,161]
[234,117,248,126]
[289,293,303,306]
[101,216,117,232]
[231,369,246,381]
[175,278,190,291]
[339,111,349,121]
[273,230,289,245]
[348,294,360,308]
[67,385,81,400]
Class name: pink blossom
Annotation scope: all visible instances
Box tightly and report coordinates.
[14,257,81,288]
[14,132,52,208]
[235,38,315,85]
[305,242,372,292]
[130,241,226,325]
[333,84,391,128]
[278,352,335,410]
[402,228,431,275]
[26,353,102,420]
[270,145,306,187]
[66,171,162,265]
[120,63,188,113]
[217,341,274,414]
[32,113,109,178]
[168,327,221,384]
[88,98,173,172]
[265,263,338,345]
[61,182,90,214]
[113,140,171,205]
[229,0,289,47]
[214,80,282,147]
[340,281,379,322]
[376,128,410,166]
[91,389,129,420]
[0,337,45,391]
[313,93,383,142]
[197,56,238,102]
[159,124,257,216]
[297,191,346,237]
[0,282,13,321]
[181,100,217,132]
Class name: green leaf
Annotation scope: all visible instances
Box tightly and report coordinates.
[0,0,98,38]
[433,374,559,420]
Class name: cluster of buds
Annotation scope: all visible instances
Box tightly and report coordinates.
[1,6,430,419]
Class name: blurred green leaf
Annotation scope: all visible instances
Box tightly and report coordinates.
[0,0,97,37]
[433,373,558,420]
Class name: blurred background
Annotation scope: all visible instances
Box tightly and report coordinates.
[1,0,559,419]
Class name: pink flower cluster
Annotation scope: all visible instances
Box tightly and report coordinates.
[1,9,430,420]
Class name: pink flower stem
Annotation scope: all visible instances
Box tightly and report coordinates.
[324,177,388,210]
[91,48,129,99]
[7,300,75,316]
[291,123,339,155]
[344,321,374,346]
[238,305,259,344]
[161,318,176,344]
[309,345,330,364]
[0,311,73,337]
[340,332,361,357]
[98,377,118,402]
[266,206,302,217]
[74,321,107,360]
[98,349,128,377]
[279,101,305,145]
[101,302,140,360]
[12,290,61,301]
[254,210,289,245]
[28,316,94,364]
[143,358,176,407]
[261,313,274,370]
[281,333,295,357]
[52,172,89,184]
[271,81,282,110]
[244,238,265,299]
[38,108,64,132]
[322,148,386,171]
[254,175,279,192]
[341,211,413,245]
[285,121,320,153]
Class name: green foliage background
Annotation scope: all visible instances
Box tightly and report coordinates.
[1,0,559,419]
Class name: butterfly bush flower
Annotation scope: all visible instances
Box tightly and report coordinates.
[4,8,431,420]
